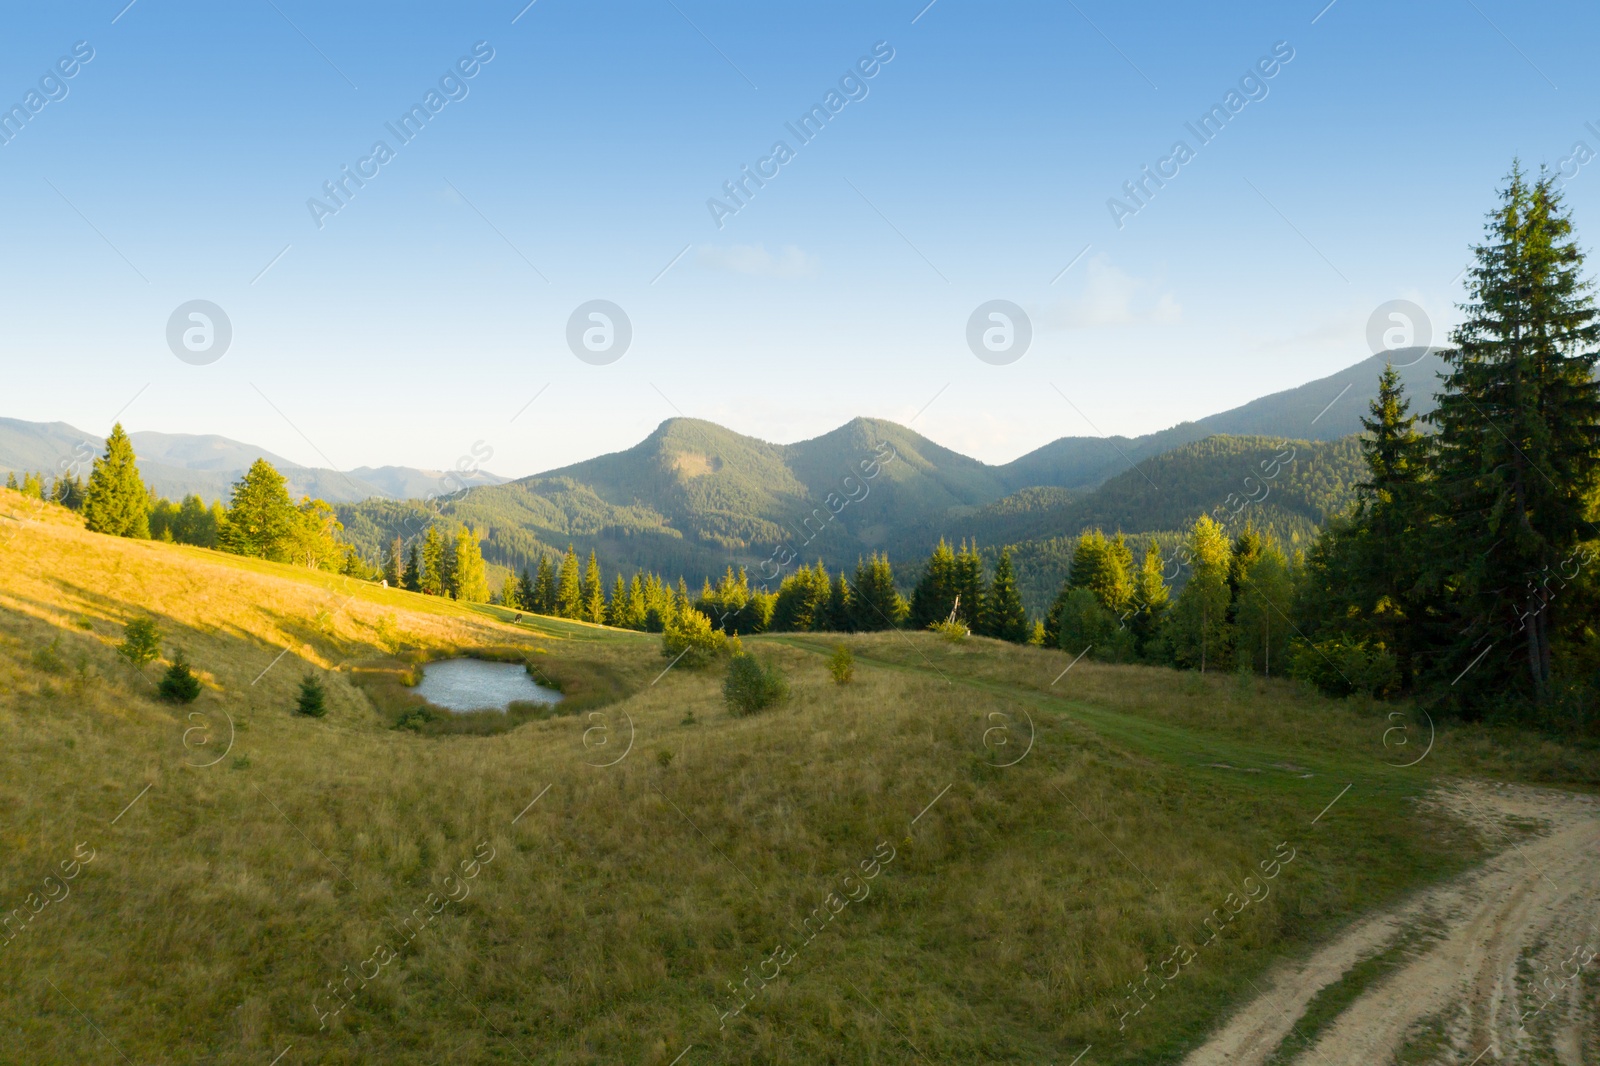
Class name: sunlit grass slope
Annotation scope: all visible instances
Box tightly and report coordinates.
[0,489,1588,1064]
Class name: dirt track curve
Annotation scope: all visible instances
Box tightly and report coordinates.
[1182,782,1600,1065]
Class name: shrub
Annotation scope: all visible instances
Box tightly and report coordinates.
[1055,588,1136,663]
[662,608,729,668]
[296,674,328,717]
[1288,636,1399,698]
[928,619,968,643]
[158,653,201,703]
[32,637,65,674]
[723,652,789,716]
[118,618,162,669]
[828,644,854,685]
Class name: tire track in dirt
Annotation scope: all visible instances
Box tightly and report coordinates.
[1182,782,1600,1066]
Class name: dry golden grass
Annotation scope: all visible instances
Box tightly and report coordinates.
[0,490,1586,1064]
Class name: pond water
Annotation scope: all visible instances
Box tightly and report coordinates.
[412,659,563,713]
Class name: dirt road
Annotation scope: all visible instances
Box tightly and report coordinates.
[1182,782,1600,1065]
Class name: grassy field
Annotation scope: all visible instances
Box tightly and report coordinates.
[0,488,1595,1064]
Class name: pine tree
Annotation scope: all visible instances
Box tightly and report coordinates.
[1426,165,1600,705]
[849,554,907,631]
[1127,543,1171,658]
[825,570,850,632]
[909,539,959,628]
[383,536,404,587]
[218,458,294,559]
[607,574,629,626]
[3,472,15,490]
[1167,515,1233,672]
[420,528,446,596]
[449,527,488,602]
[532,555,555,614]
[296,673,328,718]
[982,548,1029,642]
[500,573,520,609]
[158,651,202,703]
[1232,538,1293,676]
[579,551,605,623]
[1067,530,1133,614]
[953,541,986,629]
[556,546,582,618]
[83,423,151,539]
[403,543,422,592]
[516,566,537,613]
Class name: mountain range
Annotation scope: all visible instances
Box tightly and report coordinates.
[0,419,511,504]
[3,349,1440,612]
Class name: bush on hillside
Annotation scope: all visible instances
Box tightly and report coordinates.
[1055,588,1136,663]
[929,619,968,643]
[661,608,729,668]
[723,652,788,716]
[828,644,854,685]
[118,618,162,669]
[158,652,202,703]
[1288,636,1398,698]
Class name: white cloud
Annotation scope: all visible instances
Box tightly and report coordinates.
[1048,255,1181,328]
[696,243,818,278]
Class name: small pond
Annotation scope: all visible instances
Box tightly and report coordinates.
[413,659,563,713]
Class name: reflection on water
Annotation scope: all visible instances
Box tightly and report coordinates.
[413,659,562,713]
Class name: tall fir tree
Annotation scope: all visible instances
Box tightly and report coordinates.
[83,423,151,539]
[1126,543,1171,658]
[953,540,986,628]
[516,566,537,613]
[1167,515,1233,672]
[533,554,557,614]
[383,536,404,587]
[1423,165,1600,706]
[982,548,1029,642]
[217,458,293,559]
[579,550,604,622]
[848,554,906,631]
[403,543,422,592]
[909,539,959,628]
[556,546,583,618]
[452,527,490,603]
[420,527,447,596]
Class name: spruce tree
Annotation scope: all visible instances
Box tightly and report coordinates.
[1127,543,1171,658]
[556,546,583,618]
[516,566,537,612]
[1167,515,1233,672]
[83,423,151,539]
[1427,165,1600,705]
[982,548,1029,642]
[607,574,628,626]
[218,458,294,559]
[3,472,15,490]
[451,527,489,603]
[403,543,422,592]
[909,539,958,628]
[500,573,520,609]
[420,528,446,596]
[953,541,986,629]
[533,554,557,613]
[1232,540,1294,676]
[580,551,606,623]
[848,554,906,631]
[383,536,404,587]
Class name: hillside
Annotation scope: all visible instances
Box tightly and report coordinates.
[3,489,1595,1062]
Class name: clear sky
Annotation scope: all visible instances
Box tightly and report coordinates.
[3,0,1597,476]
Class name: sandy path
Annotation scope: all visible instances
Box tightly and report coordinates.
[1182,782,1600,1066]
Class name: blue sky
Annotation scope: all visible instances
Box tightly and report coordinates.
[2,0,1597,476]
